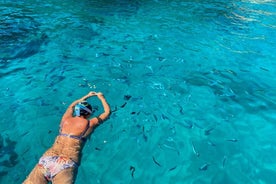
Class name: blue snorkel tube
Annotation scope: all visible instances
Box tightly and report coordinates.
[74,104,81,116]
[74,102,92,117]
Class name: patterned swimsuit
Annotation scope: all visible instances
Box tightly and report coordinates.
[38,121,89,181]
[38,156,78,180]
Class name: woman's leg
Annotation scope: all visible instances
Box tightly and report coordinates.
[52,167,77,184]
[23,165,48,184]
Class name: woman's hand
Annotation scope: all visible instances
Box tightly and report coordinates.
[88,91,97,97]
[96,92,104,98]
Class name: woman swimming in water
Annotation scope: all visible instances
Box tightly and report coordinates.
[23,91,110,184]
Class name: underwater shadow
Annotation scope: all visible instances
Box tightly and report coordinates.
[0,134,19,178]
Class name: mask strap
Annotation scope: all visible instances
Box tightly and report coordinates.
[74,104,92,116]
[80,105,92,114]
[75,105,81,116]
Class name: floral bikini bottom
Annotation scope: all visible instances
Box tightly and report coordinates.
[38,156,78,181]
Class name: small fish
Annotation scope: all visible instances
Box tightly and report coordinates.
[95,147,101,151]
[157,56,166,61]
[20,131,29,137]
[153,114,158,122]
[22,147,30,155]
[226,69,237,76]
[169,166,177,171]
[141,133,148,141]
[199,163,210,171]
[185,94,192,103]
[161,114,169,120]
[152,156,162,167]
[179,120,193,129]
[207,140,216,147]
[227,139,238,142]
[25,80,32,85]
[37,99,50,106]
[142,133,148,142]
[259,67,269,72]
[129,166,135,178]
[111,106,118,113]
[102,52,110,56]
[121,102,127,108]
[240,69,250,73]
[254,89,265,93]
[178,104,185,114]
[222,156,227,168]
[124,95,132,101]
[204,127,215,135]
[191,141,200,157]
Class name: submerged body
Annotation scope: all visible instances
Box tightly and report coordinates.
[23,137,83,184]
[23,92,110,184]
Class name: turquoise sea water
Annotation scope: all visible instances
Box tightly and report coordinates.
[1,0,276,183]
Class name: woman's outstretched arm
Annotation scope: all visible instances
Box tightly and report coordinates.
[90,92,110,126]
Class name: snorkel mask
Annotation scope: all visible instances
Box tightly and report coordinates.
[74,101,92,116]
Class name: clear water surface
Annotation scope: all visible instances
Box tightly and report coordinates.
[0,0,276,183]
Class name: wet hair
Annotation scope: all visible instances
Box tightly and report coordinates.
[75,101,92,116]
[80,101,92,116]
